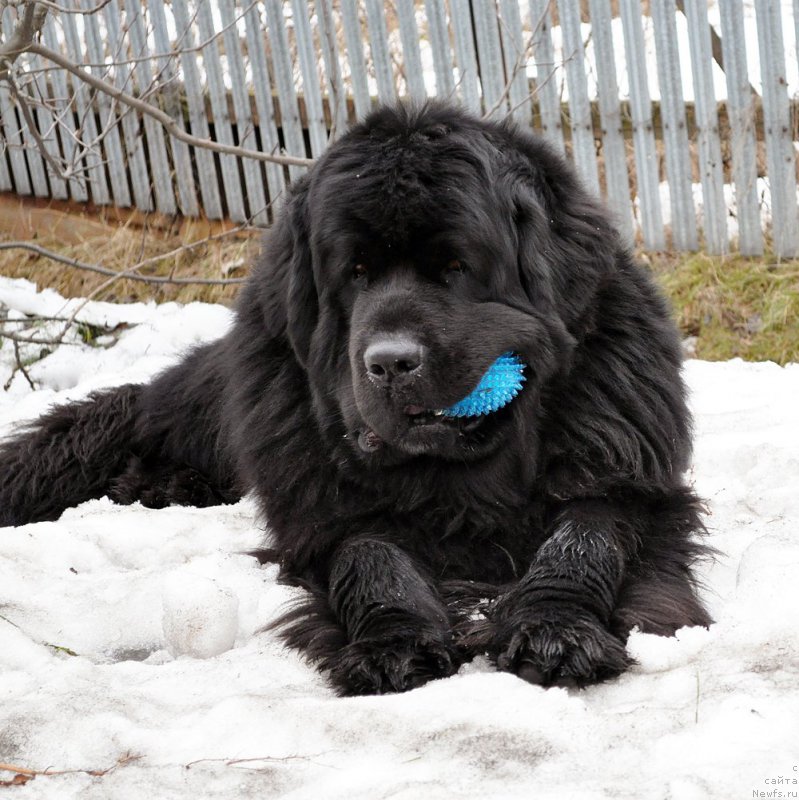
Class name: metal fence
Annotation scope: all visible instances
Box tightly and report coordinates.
[0,0,798,256]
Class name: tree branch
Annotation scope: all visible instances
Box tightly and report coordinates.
[0,242,247,286]
[0,0,48,79]
[21,39,314,169]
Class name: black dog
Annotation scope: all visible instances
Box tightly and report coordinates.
[0,103,711,694]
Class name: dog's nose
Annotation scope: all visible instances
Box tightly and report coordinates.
[364,337,426,384]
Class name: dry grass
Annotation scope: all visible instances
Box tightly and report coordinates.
[0,197,260,306]
[649,250,799,365]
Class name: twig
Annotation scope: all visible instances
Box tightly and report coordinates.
[11,338,36,389]
[0,763,37,777]
[0,315,78,323]
[0,329,82,345]
[0,613,79,656]
[0,752,142,778]
[0,242,247,286]
[26,0,112,15]
[184,753,336,770]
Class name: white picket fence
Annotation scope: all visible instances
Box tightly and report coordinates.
[0,0,798,256]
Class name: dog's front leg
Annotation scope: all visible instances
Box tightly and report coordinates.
[324,538,460,695]
[489,500,636,686]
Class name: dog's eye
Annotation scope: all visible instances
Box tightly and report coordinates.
[352,263,369,280]
[442,259,465,281]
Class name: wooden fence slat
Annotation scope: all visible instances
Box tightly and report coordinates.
[558,0,600,191]
[170,0,223,219]
[0,5,47,198]
[363,0,397,103]
[755,1,799,258]
[148,0,199,217]
[0,83,32,195]
[528,0,564,150]
[340,0,372,119]
[497,0,534,126]
[15,72,50,198]
[195,0,247,221]
[292,0,330,156]
[796,0,799,88]
[0,139,11,191]
[684,1,727,254]
[81,0,132,208]
[42,16,88,202]
[450,2,481,112]
[619,0,664,250]
[28,51,69,200]
[60,11,108,204]
[424,0,455,99]
[244,3,287,206]
[394,0,426,102]
[650,0,698,251]
[587,0,632,242]
[264,0,308,180]
[2,10,49,200]
[218,0,269,224]
[61,10,111,205]
[0,4,13,194]
[126,0,177,214]
[718,0,763,256]
[0,7,13,194]
[472,0,507,117]
[101,0,152,211]
[18,113,50,198]
[316,0,348,139]
[0,9,32,194]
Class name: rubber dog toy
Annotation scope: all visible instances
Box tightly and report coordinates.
[443,352,526,418]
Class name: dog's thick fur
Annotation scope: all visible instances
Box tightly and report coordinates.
[0,104,711,694]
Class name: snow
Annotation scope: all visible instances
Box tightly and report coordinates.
[1,277,799,799]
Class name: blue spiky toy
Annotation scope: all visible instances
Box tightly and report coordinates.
[443,352,526,418]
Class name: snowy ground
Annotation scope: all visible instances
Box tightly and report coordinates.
[1,276,798,799]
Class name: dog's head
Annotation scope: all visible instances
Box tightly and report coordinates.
[254,103,619,465]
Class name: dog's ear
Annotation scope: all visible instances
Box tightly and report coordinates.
[249,177,318,368]
[283,182,318,367]
[507,136,619,334]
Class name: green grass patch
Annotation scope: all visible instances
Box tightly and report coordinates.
[650,252,799,365]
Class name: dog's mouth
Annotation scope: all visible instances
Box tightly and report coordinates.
[402,404,485,430]
[356,404,491,455]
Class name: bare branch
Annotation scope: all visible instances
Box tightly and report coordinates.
[0,242,247,286]
[11,339,36,389]
[0,329,85,346]
[0,1,48,79]
[0,753,142,778]
[24,0,111,15]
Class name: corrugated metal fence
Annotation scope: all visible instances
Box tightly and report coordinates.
[0,0,798,256]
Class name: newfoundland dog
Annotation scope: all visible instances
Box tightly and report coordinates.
[0,103,711,694]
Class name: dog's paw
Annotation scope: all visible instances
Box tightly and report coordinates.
[327,633,460,696]
[492,606,631,688]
